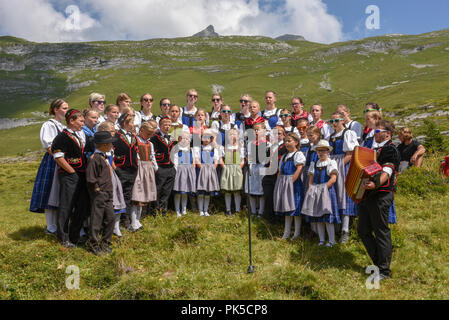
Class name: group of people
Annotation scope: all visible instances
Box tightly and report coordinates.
[29,89,426,280]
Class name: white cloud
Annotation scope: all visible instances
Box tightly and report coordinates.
[0,0,343,43]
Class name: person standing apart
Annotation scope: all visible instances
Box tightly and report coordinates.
[30,99,68,235]
[358,120,400,281]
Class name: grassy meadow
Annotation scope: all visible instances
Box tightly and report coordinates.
[0,152,448,300]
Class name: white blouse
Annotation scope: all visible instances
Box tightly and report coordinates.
[282,151,306,166]
[331,129,359,152]
[308,159,339,176]
[193,144,220,162]
[346,120,363,141]
[40,119,65,150]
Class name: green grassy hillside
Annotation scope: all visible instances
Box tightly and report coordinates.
[0,153,448,299]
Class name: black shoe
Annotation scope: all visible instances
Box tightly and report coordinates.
[61,241,76,248]
[76,235,89,247]
[225,210,232,216]
[101,243,112,254]
[379,273,391,281]
[45,229,56,236]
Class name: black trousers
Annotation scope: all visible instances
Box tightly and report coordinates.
[262,174,278,222]
[155,166,176,214]
[89,190,114,246]
[57,171,89,244]
[357,191,394,276]
[115,167,137,227]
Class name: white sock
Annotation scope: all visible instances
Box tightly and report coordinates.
[204,196,210,213]
[113,218,122,237]
[234,192,241,212]
[249,196,257,215]
[181,194,188,213]
[130,205,138,229]
[282,216,293,239]
[317,223,325,243]
[225,193,232,211]
[197,195,204,213]
[258,197,265,215]
[136,206,143,228]
[174,194,181,213]
[325,223,335,244]
[44,209,57,233]
[342,215,350,233]
[292,216,302,238]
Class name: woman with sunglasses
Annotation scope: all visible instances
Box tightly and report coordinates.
[233,94,252,129]
[89,92,106,125]
[328,111,359,244]
[180,89,209,129]
[156,98,172,125]
[279,108,299,135]
[135,93,157,130]
[209,94,223,124]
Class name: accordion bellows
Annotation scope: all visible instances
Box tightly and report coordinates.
[345,146,383,204]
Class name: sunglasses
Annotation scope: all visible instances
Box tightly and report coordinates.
[279,114,291,118]
[95,100,106,105]
[374,129,388,134]
[212,98,221,102]
[297,126,308,130]
[143,98,153,102]
[188,95,198,98]
[328,118,343,124]
[239,99,249,103]
[161,103,171,107]
[221,110,232,114]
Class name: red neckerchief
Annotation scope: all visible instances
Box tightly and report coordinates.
[313,119,325,129]
[245,116,265,127]
[190,124,206,135]
[363,126,372,135]
[291,110,309,120]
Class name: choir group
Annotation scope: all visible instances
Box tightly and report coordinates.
[29,89,423,278]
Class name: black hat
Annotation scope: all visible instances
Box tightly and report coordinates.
[94,131,115,144]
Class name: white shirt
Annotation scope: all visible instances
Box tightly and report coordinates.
[283,126,300,136]
[331,129,359,152]
[262,108,283,126]
[40,119,64,150]
[135,110,155,128]
[173,145,192,169]
[375,139,394,178]
[179,106,210,125]
[308,159,339,176]
[193,144,220,163]
[282,151,306,167]
[346,120,363,141]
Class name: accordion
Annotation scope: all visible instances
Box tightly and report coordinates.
[345,146,383,204]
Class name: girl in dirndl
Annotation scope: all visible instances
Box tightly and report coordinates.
[173,131,196,217]
[273,133,306,240]
[30,99,68,235]
[194,128,220,217]
[328,111,359,243]
[96,121,127,237]
[301,139,340,247]
[220,127,244,215]
[131,120,158,230]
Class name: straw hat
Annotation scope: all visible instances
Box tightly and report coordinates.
[312,139,333,151]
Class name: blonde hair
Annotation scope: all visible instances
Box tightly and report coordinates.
[306,126,322,138]
[194,108,207,118]
[365,110,382,121]
[89,92,105,105]
[336,104,350,114]
[240,93,253,101]
[105,104,119,114]
[97,120,115,132]
[140,120,158,132]
[83,108,98,118]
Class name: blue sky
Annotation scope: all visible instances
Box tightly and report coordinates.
[0,0,448,43]
[322,0,449,40]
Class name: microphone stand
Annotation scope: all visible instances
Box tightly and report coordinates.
[244,128,255,274]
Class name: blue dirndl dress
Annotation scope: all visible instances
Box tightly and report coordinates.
[196,148,220,196]
[303,161,341,224]
[273,152,305,216]
[29,152,57,213]
[174,150,197,195]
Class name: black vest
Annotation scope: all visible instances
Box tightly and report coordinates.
[113,130,138,170]
[51,129,86,173]
[375,140,400,193]
[150,132,177,168]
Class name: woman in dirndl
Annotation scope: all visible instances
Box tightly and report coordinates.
[30,99,68,235]
[301,140,341,247]
[273,133,306,240]
[328,111,359,243]
[173,131,196,217]
[220,127,244,215]
[194,129,220,217]
[131,120,158,230]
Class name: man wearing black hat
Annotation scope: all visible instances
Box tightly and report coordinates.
[86,131,116,255]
